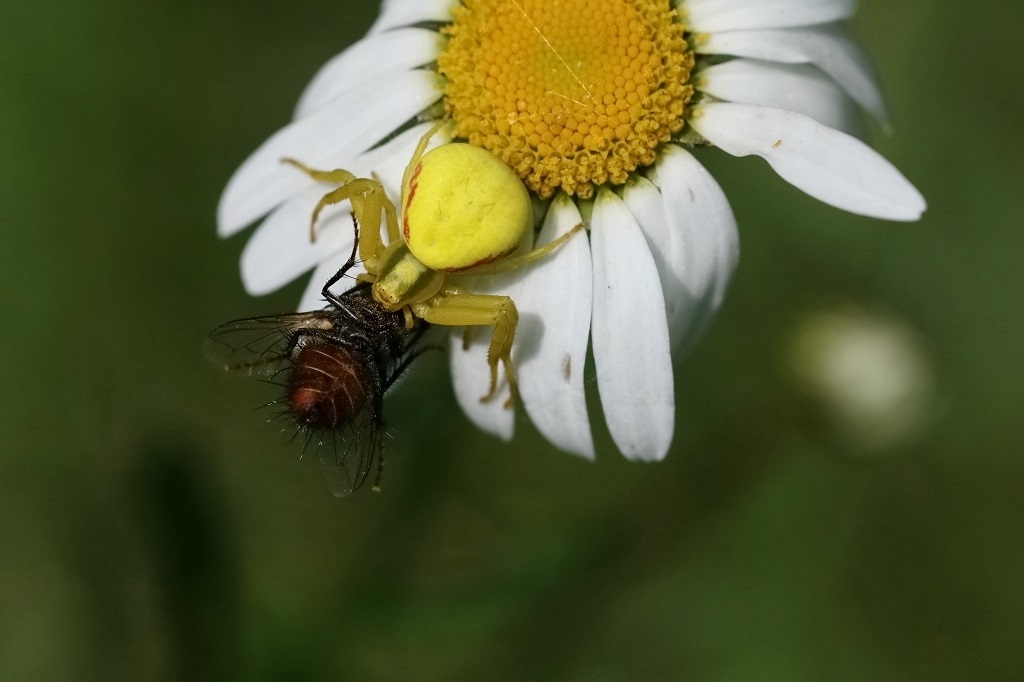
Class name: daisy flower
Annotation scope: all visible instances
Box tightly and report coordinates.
[218,0,925,462]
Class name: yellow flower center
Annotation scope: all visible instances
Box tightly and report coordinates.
[438,0,694,200]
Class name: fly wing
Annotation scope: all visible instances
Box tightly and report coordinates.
[315,407,384,497]
[203,312,331,377]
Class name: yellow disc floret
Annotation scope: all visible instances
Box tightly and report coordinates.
[403,143,533,272]
[439,0,694,199]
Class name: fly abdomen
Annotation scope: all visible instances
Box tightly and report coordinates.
[288,342,371,429]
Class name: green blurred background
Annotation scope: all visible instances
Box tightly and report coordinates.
[2,0,1022,679]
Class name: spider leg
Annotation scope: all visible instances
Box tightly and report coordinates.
[413,291,520,408]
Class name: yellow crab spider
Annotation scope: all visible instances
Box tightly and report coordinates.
[282,120,584,408]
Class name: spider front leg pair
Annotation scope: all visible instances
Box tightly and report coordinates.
[283,121,585,407]
[279,158,396,277]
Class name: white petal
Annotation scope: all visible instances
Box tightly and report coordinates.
[697,24,888,123]
[690,103,926,221]
[448,272,525,442]
[622,175,691,347]
[514,195,595,459]
[295,28,445,119]
[681,0,855,32]
[369,0,455,34]
[650,146,739,350]
[590,189,674,461]
[697,58,861,136]
[218,70,441,236]
[297,256,367,312]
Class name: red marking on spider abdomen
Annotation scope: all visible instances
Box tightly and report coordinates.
[402,162,423,242]
[441,244,519,273]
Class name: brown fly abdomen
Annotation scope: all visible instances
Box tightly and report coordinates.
[288,343,370,429]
